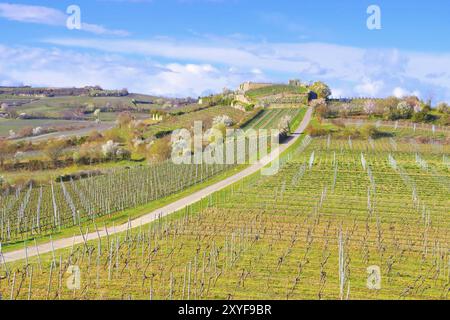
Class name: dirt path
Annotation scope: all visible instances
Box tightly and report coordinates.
[2,107,313,263]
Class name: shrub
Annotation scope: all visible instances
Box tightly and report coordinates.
[437,102,449,114]
[244,104,255,112]
[44,139,66,165]
[213,115,234,127]
[103,127,126,143]
[18,126,34,138]
[116,148,131,160]
[311,98,330,120]
[438,114,450,126]
[339,103,351,118]
[421,103,432,113]
[310,98,327,108]
[147,138,171,162]
[310,81,331,99]
[0,140,14,168]
[380,96,401,117]
[412,111,436,123]
[32,127,43,136]
[396,101,413,118]
[75,142,103,164]
[87,130,104,142]
[305,124,331,137]
[315,103,330,120]
[102,140,120,159]
[340,127,361,138]
[363,100,376,115]
[360,124,381,139]
[117,111,134,128]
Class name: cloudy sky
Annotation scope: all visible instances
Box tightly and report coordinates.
[1,0,450,102]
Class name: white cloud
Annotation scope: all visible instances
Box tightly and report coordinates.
[149,63,230,96]
[81,23,130,37]
[3,30,450,101]
[393,87,407,98]
[44,37,450,101]
[330,88,345,98]
[355,78,384,97]
[0,45,262,97]
[0,3,129,36]
[0,3,65,25]
[39,38,384,83]
[392,87,421,98]
[44,38,316,74]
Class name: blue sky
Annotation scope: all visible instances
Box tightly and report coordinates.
[1,0,450,102]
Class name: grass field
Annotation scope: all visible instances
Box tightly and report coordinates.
[2,127,448,300]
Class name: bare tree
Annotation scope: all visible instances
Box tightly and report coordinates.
[44,139,66,166]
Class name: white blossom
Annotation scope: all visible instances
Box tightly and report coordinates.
[213,115,234,127]
[32,127,43,136]
[102,140,120,158]
[364,100,376,115]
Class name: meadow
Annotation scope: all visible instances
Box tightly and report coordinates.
[2,128,448,300]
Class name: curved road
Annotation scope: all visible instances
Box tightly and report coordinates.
[2,107,313,263]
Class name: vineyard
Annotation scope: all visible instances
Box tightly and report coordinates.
[144,105,246,138]
[0,105,258,243]
[243,108,303,131]
[0,161,234,243]
[245,85,309,100]
[2,130,448,300]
